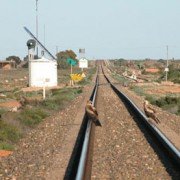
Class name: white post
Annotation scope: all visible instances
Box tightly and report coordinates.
[70,64,74,86]
[165,45,169,82]
[71,64,72,74]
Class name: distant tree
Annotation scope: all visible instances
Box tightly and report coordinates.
[66,49,77,60]
[137,62,144,69]
[23,55,38,61]
[56,50,77,69]
[23,55,28,61]
[118,58,125,61]
[114,58,125,66]
[157,59,166,65]
[6,56,21,65]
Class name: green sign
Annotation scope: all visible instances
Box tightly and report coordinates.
[67,58,77,66]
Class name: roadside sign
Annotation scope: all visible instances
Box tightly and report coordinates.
[79,58,88,68]
[81,73,86,78]
[67,58,77,66]
[70,74,84,82]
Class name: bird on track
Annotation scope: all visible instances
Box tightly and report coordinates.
[85,100,102,127]
[144,100,160,124]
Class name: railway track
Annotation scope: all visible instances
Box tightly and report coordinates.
[64,63,180,179]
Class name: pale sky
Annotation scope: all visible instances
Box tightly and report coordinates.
[0,0,180,60]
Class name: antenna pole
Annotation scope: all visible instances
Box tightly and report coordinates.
[166,45,169,67]
[44,24,45,46]
[36,0,39,58]
[56,46,59,55]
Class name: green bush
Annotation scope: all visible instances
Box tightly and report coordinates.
[130,86,145,96]
[18,108,48,127]
[150,95,180,115]
[0,121,22,143]
[145,95,157,105]
[53,88,82,97]
[154,96,179,107]
[0,142,14,150]
[157,64,180,83]
[155,98,166,107]
[42,99,60,110]
[168,65,180,84]
[42,87,82,110]
[78,78,89,85]
[0,109,6,117]
[178,104,180,115]
[165,96,178,104]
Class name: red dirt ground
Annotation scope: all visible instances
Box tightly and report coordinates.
[136,83,180,95]
[0,101,21,108]
[146,85,180,94]
[0,150,13,157]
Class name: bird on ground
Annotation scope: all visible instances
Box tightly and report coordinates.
[144,100,160,124]
[85,100,102,126]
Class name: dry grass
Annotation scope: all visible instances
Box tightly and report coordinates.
[0,64,96,150]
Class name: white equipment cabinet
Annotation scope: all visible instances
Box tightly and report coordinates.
[29,57,57,87]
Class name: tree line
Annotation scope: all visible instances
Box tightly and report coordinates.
[5,49,77,69]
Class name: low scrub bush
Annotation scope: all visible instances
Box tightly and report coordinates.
[18,108,48,127]
[168,66,180,84]
[42,99,60,110]
[155,96,179,107]
[0,142,14,150]
[149,95,180,115]
[0,120,22,144]
[43,87,82,110]
[130,86,145,96]
[145,95,157,105]
[112,74,128,84]
[0,109,6,117]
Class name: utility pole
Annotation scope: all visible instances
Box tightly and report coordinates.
[165,45,169,82]
[167,45,169,67]
[43,24,45,46]
[56,46,59,56]
[36,0,39,58]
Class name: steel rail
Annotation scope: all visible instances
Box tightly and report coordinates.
[64,72,99,180]
[75,74,98,180]
[102,66,180,166]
